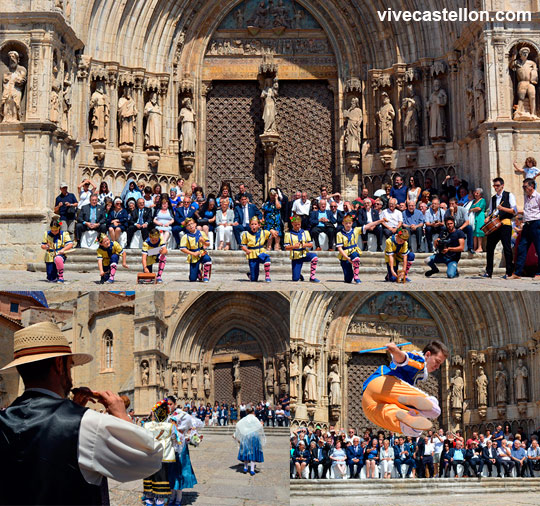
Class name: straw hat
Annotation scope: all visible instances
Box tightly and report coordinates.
[0,321,93,371]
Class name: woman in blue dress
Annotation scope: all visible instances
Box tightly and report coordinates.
[230,404,238,425]
[262,188,283,251]
[234,405,265,475]
[168,410,204,506]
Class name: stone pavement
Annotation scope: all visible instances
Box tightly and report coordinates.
[2,268,540,292]
[108,429,289,506]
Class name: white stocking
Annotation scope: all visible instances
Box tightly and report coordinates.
[250,462,255,472]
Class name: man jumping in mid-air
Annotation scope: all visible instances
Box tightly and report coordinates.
[362,340,448,436]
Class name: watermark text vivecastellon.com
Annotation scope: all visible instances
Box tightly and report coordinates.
[377,8,531,23]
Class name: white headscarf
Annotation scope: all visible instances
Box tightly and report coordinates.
[234,413,266,446]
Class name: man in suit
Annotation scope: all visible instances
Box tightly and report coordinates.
[346,436,364,478]
[309,199,337,250]
[233,195,262,248]
[465,441,482,477]
[479,439,500,477]
[357,198,383,251]
[126,198,153,247]
[447,440,471,477]
[310,438,332,479]
[393,436,415,478]
[328,201,345,233]
[172,194,198,248]
[75,193,106,246]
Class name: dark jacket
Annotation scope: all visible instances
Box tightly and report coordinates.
[128,206,154,227]
[293,448,311,464]
[311,443,331,464]
[77,203,106,225]
[233,203,263,226]
[357,208,380,227]
[106,209,129,229]
[346,444,364,463]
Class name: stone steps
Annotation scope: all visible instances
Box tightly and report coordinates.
[290,477,540,496]
[28,250,505,275]
[201,425,289,436]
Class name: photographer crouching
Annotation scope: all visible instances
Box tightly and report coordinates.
[424,215,465,278]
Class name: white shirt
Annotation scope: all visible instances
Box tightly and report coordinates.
[243,205,249,226]
[292,198,311,216]
[433,435,446,454]
[78,190,93,209]
[381,208,403,228]
[365,209,374,224]
[333,201,344,212]
[424,442,435,456]
[26,388,162,485]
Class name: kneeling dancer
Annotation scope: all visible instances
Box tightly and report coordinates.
[142,228,167,283]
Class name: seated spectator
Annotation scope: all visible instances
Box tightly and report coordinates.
[333,193,345,212]
[291,191,311,230]
[172,194,198,248]
[480,439,500,477]
[407,176,422,206]
[390,176,408,204]
[121,179,142,206]
[293,441,310,479]
[169,188,181,208]
[425,215,465,278]
[171,177,185,201]
[511,439,528,477]
[193,187,206,209]
[75,193,106,246]
[379,439,394,479]
[394,436,415,478]
[309,199,337,250]
[77,178,97,209]
[397,202,407,213]
[346,436,364,479]
[440,441,452,477]
[514,156,540,180]
[402,200,425,252]
[527,439,540,477]
[107,198,129,243]
[457,186,470,206]
[330,440,347,479]
[317,185,337,204]
[142,186,155,208]
[364,439,380,478]
[233,195,263,249]
[96,181,113,206]
[311,438,331,479]
[381,198,403,239]
[152,183,163,201]
[497,439,515,477]
[217,184,234,209]
[448,440,470,477]
[153,198,174,244]
[424,197,445,252]
[126,198,136,214]
[234,182,253,205]
[465,441,482,477]
[215,198,235,250]
[417,190,432,210]
[380,184,392,209]
[196,197,217,236]
[54,182,78,236]
[424,177,438,199]
[352,187,371,210]
[127,197,153,247]
[329,201,344,232]
[262,189,283,251]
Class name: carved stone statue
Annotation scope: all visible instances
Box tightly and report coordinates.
[495,363,507,404]
[328,363,341,406]
[141,361,149,386]
[290,354,299,399]
[248,1,269,28]
[272,0,289,27]
[261,77,279,134]
[171,368,179,391]
[50,74,62,124]
[514,359,528,401]
[401,84,421,144]
[61,76,72,131]
[427,79,447,140]
[476,366,488,406]
[303,358,318,403]
[144,92,162,149]
[511,46,539,120]
[344,97,362,152]
[191,368,198,390]
[1,51,27,123]
[265,363,275,394]
[118,88,137,146]
[178,97,196,153]
[449,369,464,409]
[377,92,395,148]
[279,360,287,387]
[181,368,188,390]
[160,366,165,388]
[203,369,211,392]
[473,59,486,123]
[234,7,244,28]
[233,358,241,383]
[89,81,110,142]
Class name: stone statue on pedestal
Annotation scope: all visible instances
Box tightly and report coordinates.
[303,358,318,403]
[427,79,447,140]
[290,354,299,399]
[265,363,275,394]
[401,84,421,144]
[181,368,188,391]
[118,88,137,146]
[203,369,211,393]
[344,97,362,153]
[495,363,507,404]
[514,359,528,401]
[141,361,149,386]
[449,369,464,409]
[179,97,196,153]
[328,363,341,405]
[377,92,395,149]
[233,358,241,383]
[1,51,27,123]
[261,77,279,134]
[191,369,198,390]
[476,366,488,406]
[89,81,109,143]
[144,92,162,149]
[171,369,179,392]
[511,46,539,120]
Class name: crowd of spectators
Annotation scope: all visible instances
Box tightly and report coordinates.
[290,424,540,480]
[53,157,539,278]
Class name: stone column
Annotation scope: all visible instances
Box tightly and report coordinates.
[134,72,145,152]
[107,71,118,149]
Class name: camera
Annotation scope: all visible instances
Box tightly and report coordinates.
[436,230,451,253]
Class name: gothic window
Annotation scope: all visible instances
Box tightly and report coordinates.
[102,330,113,370]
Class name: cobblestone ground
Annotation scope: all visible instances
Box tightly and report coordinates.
[109,432,289,506]
[2,270,540,291]
[291,492,540,506]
